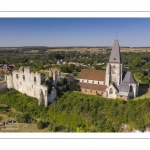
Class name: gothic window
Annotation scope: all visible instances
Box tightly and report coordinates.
[23,75,25,80]
[16,74,19,79]
[109,88,113,94]
[130,85,133,92]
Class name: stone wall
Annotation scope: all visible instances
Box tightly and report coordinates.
[0,81,7,91]
[117,94,128,100]
[6,67,48,107]
[79,79,105,85]
[105,84,117,99]
[48,88,57,103]
[80,88,104,96]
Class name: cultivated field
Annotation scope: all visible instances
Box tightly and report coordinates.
[46,47,150,53]
[46,48,108,53]
[24,50,39,53]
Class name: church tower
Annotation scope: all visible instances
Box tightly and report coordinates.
[105,40,122,86]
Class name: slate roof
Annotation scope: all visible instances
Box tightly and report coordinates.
[109,40,122,63]
[118,83,130,93]
[79,82,107,91]
[80,69,106,81]
[117,91,128,96]
[122,71,137,83]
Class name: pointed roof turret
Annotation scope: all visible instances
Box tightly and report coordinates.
[109,40,122,63]
[122,71,137,83]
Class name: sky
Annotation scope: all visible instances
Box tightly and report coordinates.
[0,18,150,47]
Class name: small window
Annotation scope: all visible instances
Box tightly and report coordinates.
[109,88,113,94]
[98,81,99,84]
[16,74,19,79]
[90,90,92,93]
[130,85,133,92]
[114,58,116,60]
[87,80,88,83]
[120,95,123,97]
[82,80,84,82]
[23,75,25,80]
[34,77,36,82]
[93,81,94,83]
[85,89,87,92]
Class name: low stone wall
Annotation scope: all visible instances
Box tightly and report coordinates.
[81,88,103,96]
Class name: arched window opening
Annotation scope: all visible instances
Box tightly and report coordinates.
[130,85,133,92]
[23,75,25,80]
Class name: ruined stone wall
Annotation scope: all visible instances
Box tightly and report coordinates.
[0,81,7,91]
[48,88,57,103]
[6,67,48,107]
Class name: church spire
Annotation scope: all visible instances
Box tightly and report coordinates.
[109,40,122,63]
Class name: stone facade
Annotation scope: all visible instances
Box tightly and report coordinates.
[78,40,139,100]
[5,66,57,107]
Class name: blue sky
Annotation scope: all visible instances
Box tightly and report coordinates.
[0,18,150,47]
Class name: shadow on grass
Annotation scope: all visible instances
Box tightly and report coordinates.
[138,84,149,97]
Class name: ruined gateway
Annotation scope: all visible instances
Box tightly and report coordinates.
[5,66,57,107]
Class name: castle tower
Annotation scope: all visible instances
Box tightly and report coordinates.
[105,40,122,86]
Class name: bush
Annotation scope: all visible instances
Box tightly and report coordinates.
[36,121,45,130]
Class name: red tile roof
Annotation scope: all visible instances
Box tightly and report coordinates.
[80,69,106,81]
[79,82,107,91]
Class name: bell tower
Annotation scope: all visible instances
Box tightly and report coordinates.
[105,40,122,86]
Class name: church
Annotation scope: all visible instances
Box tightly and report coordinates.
[78,40,139,100]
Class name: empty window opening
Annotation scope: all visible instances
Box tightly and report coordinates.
[34,77,36,82]
[109,88,113,94]
[23,75,25,80]
[16,74,19,79]
[130,85,133,92]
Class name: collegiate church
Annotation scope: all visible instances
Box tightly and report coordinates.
[78,40,139,100]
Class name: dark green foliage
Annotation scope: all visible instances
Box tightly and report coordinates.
[1,89,150,132]
[36,121,45,129]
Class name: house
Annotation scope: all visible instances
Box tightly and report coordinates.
[78,40,139,100]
